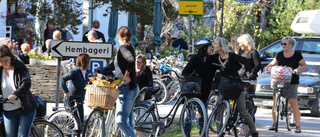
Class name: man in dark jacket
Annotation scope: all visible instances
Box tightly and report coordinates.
[82,20,106,42]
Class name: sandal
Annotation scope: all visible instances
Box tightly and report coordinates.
[294,126,301,133]
[268,123,276,131]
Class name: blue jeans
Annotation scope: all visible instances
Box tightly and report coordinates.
[3,108,36,137]
[116,84,139,137]
[64,96,85,124]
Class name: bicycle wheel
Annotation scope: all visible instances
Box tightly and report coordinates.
[180,97,208,137]
[245,98,255,121]
[106,105,123,137]
[275,94,281,132]
[82,108,104,137]
[165,81,180,104]
[207,100,230,137]
[133,103,157,136]
[48,110,80,136]
[285,98,295,131]
[153,79,168,104]
[232,114,251,137]
[208,92,219,111]
[30,119,64,137]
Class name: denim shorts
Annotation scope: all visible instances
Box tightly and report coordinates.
[273,84,298,98]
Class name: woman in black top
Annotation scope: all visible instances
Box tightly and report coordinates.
[107,26,138,136]
[263,36,307,133]
[237,34,261,80]
[210,37,259,137]
[135,54,153,101]
[182,38,216,103]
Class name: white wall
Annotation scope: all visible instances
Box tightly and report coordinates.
[0,0,7,37]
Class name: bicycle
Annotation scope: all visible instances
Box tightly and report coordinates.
[82,79,125,137]
[0,95,64,137]
[271,76,295,132]
[133,72,207,137]
[164,70,182,104]
[207,73,255,137]
[48,96,84,137]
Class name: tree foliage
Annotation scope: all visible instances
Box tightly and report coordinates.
[214,0,320,50]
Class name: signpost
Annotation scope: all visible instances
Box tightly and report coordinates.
[51,41,113,58]
[179,0,203,17]
[51,41,113,108]
[179,0,203,52]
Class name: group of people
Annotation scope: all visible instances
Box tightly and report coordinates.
[182,34,306,137]
[1,19,307,136]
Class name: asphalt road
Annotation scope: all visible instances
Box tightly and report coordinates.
[46,103,320,137]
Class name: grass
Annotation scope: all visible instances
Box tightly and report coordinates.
[161,121,202,137]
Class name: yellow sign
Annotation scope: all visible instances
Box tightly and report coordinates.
[179,0,203,17]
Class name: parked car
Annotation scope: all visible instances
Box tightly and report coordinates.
[259,36,320,69]
[254,55,320,116]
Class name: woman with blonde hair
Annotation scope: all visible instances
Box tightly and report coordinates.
[264,36,307,133]
[237,34,261,80]
[211,37,259,137]
[230,34,243,54]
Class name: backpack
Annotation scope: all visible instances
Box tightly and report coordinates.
[34,95,47,118]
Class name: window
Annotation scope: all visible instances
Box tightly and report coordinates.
[301,41,320,55]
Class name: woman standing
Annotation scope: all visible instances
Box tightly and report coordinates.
[182,38,217,136]
[0,45,38,137]
[60,53,90,124]
[135,54,153,101]
[230,34,243,55]
[110,26,138,136]
[237,34,261,80]
[263,36,307,133]
[211,37,259,137]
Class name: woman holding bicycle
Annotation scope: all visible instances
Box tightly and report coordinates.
[135,54,153,101]
[60,53,90,124]
[110,26,139,136]
[263,36,307,133]
[0,45,38,137]
[211,37,259,137]
[183,38,217,136]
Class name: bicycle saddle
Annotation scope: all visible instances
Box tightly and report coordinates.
[143,87,160,95]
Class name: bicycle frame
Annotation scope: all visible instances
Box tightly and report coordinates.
[134,94,189,133]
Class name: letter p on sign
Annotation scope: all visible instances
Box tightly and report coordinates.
[89,59,106,73]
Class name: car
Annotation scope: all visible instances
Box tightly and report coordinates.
[254,55,320,117]
[259,36,320,69]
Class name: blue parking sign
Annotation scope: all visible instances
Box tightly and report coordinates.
[89,59,106,73]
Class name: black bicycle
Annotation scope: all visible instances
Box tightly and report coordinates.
[133,72,207,137]
[0,95,64,137]
[48,96,84,136]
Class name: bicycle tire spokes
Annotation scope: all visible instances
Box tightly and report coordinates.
[180,101,204,136]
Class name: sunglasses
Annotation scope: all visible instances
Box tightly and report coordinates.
[281,43,288,46]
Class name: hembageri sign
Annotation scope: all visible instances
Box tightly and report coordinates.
[51,40,113,59]
[179,0,203,17]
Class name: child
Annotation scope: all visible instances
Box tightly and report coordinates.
[18,43,30,64]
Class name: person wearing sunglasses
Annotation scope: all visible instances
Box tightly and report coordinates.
[135,54,153,101]
[263,36,307,133]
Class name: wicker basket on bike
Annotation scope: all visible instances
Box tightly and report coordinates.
[179,71,202,99]
[270,66,293,90]
[85,73,122,110]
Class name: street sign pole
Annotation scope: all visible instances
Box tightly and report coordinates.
[188,15,193,53]
[55,58,61,109]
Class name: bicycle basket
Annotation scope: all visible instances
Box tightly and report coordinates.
[85,85,119,110]
[218,76,243,100]
[179,74,202,98]
[271,66,292,90]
